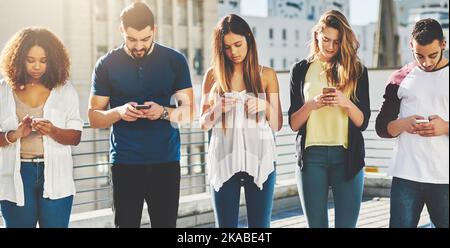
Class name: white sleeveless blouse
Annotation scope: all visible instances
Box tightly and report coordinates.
[207,90,276,191]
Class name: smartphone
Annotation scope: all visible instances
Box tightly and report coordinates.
[31,117,45,132]
[416,119,429,124]
[135,105,151,110]
[322,87,337,94]
[223,92,241,102]
[32,117,45,123]
[224,92,237,99]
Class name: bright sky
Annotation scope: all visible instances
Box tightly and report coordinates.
[349,0,380,25]
[241,0,268,17]
[240,0,380,25]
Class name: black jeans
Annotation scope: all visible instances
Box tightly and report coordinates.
[111,161,180,228]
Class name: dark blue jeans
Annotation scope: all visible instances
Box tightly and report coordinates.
[296,146,364,228]
[390,177,449,228]
[0,162,73,228]
[211,171,276,228]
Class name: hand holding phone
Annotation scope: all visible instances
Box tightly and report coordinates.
[31,117,45,132]
[322,87,337,94]
[321,87,337,106]
[415,119,429,124]
[32,117,45,123]
[134,105,151,110]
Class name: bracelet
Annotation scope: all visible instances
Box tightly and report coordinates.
[4,130,15,144]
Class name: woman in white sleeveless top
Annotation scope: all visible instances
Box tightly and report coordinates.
[200,14,282,228]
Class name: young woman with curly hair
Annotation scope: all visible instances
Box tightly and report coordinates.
[0,27,83,228]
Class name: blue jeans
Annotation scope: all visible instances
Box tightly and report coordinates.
[390,177,449,228]
[296,146,364,228]
[212,171,276,228]
[0,162,73,228]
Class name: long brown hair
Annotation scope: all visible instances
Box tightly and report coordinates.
[0,27,70,90]
[209,14,265,129]
[307,10,362,100]
[211,14,263,97]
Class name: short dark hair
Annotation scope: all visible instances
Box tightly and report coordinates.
[120,2,155,30]
[0,27,70,89]
[412,18,445,45]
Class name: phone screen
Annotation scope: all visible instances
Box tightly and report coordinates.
[135,105,150,110]
[415,119,429,124]
[322,87,336,94]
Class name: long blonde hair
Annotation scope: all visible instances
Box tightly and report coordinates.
[307,10,362,100]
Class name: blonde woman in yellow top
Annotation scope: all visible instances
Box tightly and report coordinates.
[288,10,371,228]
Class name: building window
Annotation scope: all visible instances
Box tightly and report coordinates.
[194,49,203,76]
[269,28,273,39]
[308,6,315,20]
[96,45,108,60]
[163,0,173,25]
[95,0,107,21]
[178,0,187,25]
[295,30,300,41]
[270,58,275,68]
[283,58,287,69]
[252,27,256,37]
[193,0,202,26]
[229,0,238,8]
[282,29,287,40]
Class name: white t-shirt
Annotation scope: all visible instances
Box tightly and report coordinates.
[384,63,449,184]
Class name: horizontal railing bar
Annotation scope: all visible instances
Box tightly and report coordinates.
[74,175,109,182]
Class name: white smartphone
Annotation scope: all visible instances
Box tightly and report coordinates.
[224,92,236,98]
[31,117,45,132]
[415,119,429,124]
[31,117,45,124]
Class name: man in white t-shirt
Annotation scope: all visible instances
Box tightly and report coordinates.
[376,18,449,228]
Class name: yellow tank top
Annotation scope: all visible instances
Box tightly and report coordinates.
[304,60,349,149]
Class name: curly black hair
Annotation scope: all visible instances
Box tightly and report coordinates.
[412,18,445,46]
[0,27,70,89]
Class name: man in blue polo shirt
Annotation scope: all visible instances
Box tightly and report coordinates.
[88,2,195,228]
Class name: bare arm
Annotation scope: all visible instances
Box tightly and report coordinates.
[0,131,12,147]
[49,128,82,146]
[88,95,120,129]
[263,68,283,132]
[31,120,81,146]
[140,87,196,124]
[0,115,33,147]
[346,101,365,128]
[289,104,310,133]
[171,87,196,123]
[199,68,222,131]
[88,94,145,129]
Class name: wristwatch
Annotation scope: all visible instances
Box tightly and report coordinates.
[160,107,169,120]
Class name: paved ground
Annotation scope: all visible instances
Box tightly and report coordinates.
[237,197,431,228]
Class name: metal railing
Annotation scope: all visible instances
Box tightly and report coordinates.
[69,110,394,213]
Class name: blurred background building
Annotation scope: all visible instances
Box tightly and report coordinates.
[0,0,218,119]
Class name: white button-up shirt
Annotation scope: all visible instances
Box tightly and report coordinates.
[0,80,83,206]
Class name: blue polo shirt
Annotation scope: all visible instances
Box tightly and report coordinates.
[91,43,192,165]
